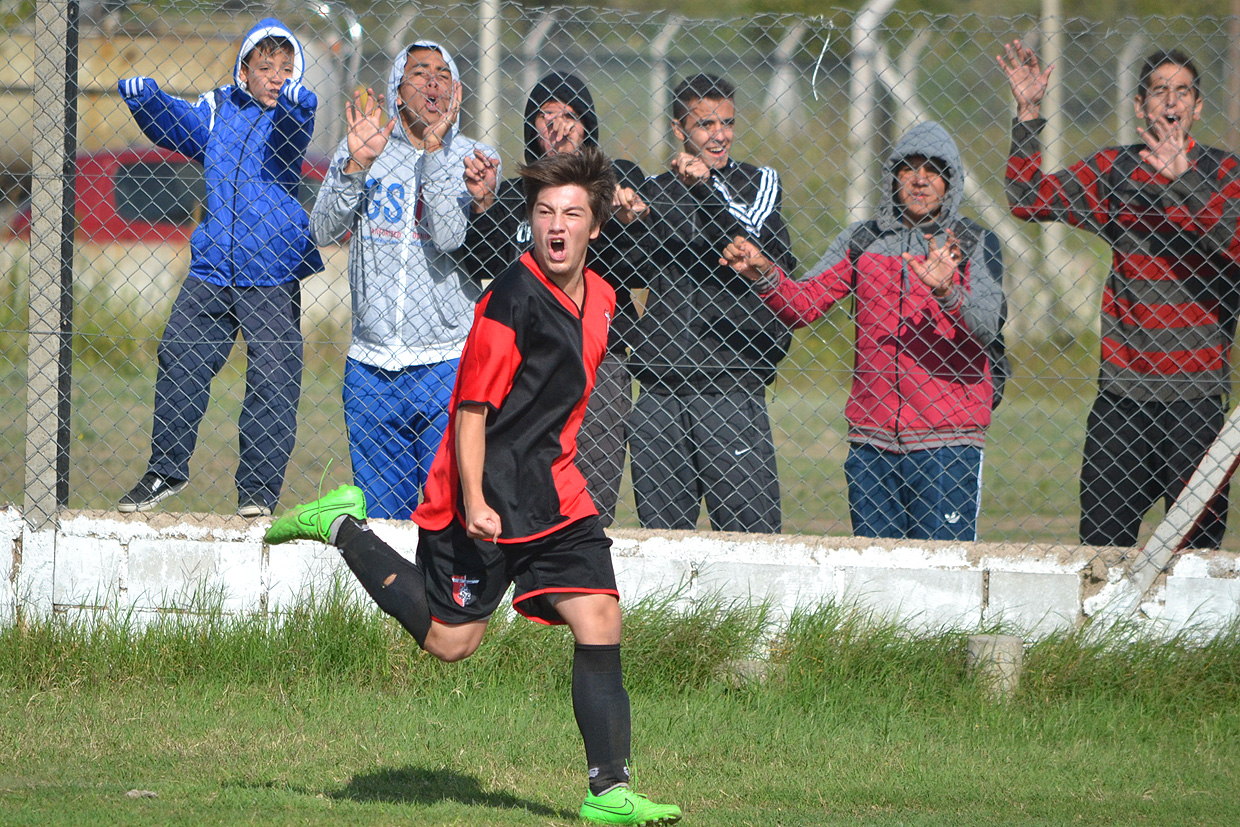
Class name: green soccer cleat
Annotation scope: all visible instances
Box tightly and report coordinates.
[264,485,367,545]
[580,787,681,825]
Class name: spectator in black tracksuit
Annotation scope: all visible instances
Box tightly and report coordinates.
[627,73,795,534]
[459,72,648,527]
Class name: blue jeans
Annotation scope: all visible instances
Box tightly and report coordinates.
[343,357,459,520]
[844,443,983,541]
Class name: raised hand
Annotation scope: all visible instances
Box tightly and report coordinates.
[903,230,961,298]
[997,39,1054,121]
[1137,119,1191,181]
[344,88,396,173]
[120,77,154,98]
[720,235,775,282]
[612,184,648,225]
[422,80,462,153]
[280,78,313,108]
[671,151,712,186]
[464,148,500,213]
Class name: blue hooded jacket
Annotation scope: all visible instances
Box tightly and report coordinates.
[118,18,324,286]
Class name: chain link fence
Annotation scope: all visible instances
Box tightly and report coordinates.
[6,1,1240,552]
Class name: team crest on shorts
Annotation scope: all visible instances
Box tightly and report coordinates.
[452,574,480,607]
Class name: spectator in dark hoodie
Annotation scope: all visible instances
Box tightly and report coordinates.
[459,72,648,526]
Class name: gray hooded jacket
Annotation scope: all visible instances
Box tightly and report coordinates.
[310,41,498,369]
[757,121,1006,451]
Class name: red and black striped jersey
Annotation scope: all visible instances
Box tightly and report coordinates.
[412,251,616,542]
[1007,118,1240,402]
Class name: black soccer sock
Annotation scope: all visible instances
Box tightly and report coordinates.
[335,516,431,648]
[572,643,632,795]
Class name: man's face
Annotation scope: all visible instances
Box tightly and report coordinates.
[1135,62,1202,135]
[534,101,587,157]
[894,154,949,224]
[399,48,455,127]
[530,183,600,281]
[673,97,735,170]
[240,47,294,108]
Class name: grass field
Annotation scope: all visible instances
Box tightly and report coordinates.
[2,594,1239,826]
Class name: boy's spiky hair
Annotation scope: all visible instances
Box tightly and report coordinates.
[520,146,616,229]
[672,73,735,123]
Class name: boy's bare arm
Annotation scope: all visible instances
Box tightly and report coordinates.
[456,403,501,541]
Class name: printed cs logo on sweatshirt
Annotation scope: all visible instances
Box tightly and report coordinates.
[364,178,431,246]
[452,574,481,607]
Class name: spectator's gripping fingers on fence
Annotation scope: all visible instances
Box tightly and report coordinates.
[464,148,500,214]
[612,184,648,225]
[344,87,396,173]
[997,39,1054,121]
[720,236,777,284]
[902,230,961,299]
[671,151,712,186]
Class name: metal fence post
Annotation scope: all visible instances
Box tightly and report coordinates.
[847,0,895,228]
[26,0,78,528]
[648,16,682,171]
[476,0,502,147]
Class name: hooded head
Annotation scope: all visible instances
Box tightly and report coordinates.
[879,121,963,230]
[386,40,462,144]
[523,72,599,164]
[234,19,305,103]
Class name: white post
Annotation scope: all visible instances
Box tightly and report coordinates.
[521,11,557,106]
[765,21,807,130]
[476,0,502,146]
[847,0,896,228]
[1117,35,1145,146]
[648,16,683,171]
[27,0,76,528]
[1040,0,1072,311]
[966,635,1024,698]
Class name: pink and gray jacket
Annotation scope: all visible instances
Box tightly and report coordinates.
[755,121,1006,453]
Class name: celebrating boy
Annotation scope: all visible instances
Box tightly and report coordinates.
[266,148,681,826]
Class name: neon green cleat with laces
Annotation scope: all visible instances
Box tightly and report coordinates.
[264,485,366,545]
[579,787,681,825]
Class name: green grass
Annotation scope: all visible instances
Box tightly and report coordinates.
[2,594,1239,826]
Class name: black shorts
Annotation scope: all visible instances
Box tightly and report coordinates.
[416,515,618,625]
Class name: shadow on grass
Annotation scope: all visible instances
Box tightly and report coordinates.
[328,765,572,818]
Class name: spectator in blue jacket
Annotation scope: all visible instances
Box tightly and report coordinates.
[116,18,324,517]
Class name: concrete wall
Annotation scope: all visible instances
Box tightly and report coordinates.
[3,506,1239,638]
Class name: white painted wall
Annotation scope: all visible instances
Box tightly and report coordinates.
[4,508,1239,639]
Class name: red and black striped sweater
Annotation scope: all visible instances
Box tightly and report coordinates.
[1007,118,1240,403]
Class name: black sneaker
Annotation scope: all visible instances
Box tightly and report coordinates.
[237,495,273,519]
[118,472,187,513]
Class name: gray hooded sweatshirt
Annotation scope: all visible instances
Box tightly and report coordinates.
[756,121,1006,451]
[310,41,498,369]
